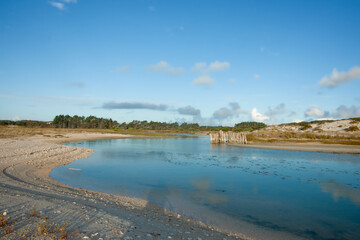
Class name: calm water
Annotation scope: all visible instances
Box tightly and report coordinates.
[51,136,360,239]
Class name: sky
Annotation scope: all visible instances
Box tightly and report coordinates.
[0,0,360,126]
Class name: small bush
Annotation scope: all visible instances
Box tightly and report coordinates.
[4,224,14,234]
[350,118,360,122]
[310,120,334,124]
[300,123,312,130]
[345,126,359,132]
[0,214,8,227]
[312,127,323,132]
[234,121,266,132]
[29,207,40,217]
[246,134,254,141]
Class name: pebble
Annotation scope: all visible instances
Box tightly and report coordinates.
[3,212,7,216]
[83,236,89,239]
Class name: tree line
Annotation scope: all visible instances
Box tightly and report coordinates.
[52,115,118,129]
[0,115,267,132]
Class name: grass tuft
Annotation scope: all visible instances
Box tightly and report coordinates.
[29,207,40,218]
[0,214,8,227]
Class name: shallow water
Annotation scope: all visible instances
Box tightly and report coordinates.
[51,136,360,239]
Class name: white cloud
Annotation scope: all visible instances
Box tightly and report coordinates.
[191,62,207,72]
[12,116,21,121]
[191,61,230,85]
[208,61,230,71]
[146,61,183,75]
[192,75,214,85]
[62,0,77,3]
[254,74,260,79]
[213,102,248,120]
[191,61,230,73]
[251,108,269,122]
[292,119,303,123]
[102,102,168,111]
[320,66,360,88]
[304,106,326,118]
[167,67,183,76]
[116,65,130,73]
[304,105,360,120]
[147,61,168,72]
[265,103,287,117]
[332,105,360,119]
[213,108,233,119]
[229,78,237,83]
[177,105,201,116]
[49,1,65,10]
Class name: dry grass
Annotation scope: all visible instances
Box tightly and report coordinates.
[29,207,40,218]
[0,215,8,227]
[247,127,360,146]
[0,126,179,139]
[0,208,77,239]
[1,213,15,235]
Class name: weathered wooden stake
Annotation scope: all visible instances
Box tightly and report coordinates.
[209,131,247,144]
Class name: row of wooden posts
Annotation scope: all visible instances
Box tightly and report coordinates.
[209,130,247,144]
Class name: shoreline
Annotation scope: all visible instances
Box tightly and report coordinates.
[232,142,360,155]
[0,133,251,240]
[2,132,359,239]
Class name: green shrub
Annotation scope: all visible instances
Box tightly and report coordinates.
[345,126,359,132]
[234,121,266,132]
[300,123,312,130]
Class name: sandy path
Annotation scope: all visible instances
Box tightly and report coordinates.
[0,134,250,240]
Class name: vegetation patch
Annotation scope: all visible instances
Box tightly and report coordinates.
[233,122,267,132]
[0,208,78,239]
[349,118,360,122]
[345,126,359,132]
[312,127,323,133]
[300,123,312,130]
[284,121,312,130]
[310,119,335,124]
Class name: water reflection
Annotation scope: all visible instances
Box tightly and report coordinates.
[51,137,360,240]
[190,177,227,205]
[320,181,360,205]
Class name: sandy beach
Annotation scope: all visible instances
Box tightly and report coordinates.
[1,132,359,239]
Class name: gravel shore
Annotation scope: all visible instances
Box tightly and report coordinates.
[0,133,249,240]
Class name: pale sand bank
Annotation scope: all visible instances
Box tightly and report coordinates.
[0,133,321,240]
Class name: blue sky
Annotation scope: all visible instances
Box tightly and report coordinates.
[1,0,360,125]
